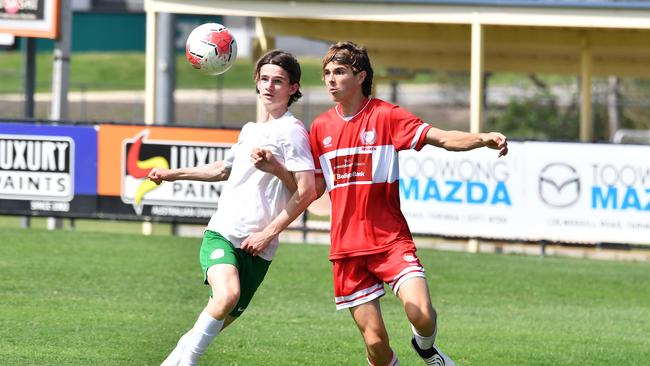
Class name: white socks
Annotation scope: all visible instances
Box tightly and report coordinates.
[178,310,225,366]
[412,323,437,350]
[161,331,191,366]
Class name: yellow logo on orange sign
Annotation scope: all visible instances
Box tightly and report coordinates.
[125,130,169,214]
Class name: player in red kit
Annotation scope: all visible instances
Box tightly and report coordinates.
[309,41,508,366]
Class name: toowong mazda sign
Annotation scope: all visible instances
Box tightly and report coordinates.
[399,141,650,246]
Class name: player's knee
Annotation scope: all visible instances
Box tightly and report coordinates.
[220,289,240,309]
[365,337,390,354]
[209,288,240,316]
[408,305,437,329]
[362,329,390,351]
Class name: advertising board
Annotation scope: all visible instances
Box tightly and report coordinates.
[0,123,97,216]
[97,124,239,222]
[399,141,650,246]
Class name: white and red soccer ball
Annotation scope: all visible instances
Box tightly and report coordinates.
[185,23,237,76]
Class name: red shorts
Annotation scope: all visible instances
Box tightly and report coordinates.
[332,242,426,310]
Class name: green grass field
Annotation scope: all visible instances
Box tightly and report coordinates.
[0,52,327,94]
[1,227,649,365]
[0,51,465,94]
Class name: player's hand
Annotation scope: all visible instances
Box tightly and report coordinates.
[251,148,280,175]
[482,132,508,157]
[240,231,274,257]
[148,167,168,185]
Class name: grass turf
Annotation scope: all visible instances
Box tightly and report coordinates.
[0,52,327,94]
[0,228,649,365]
[0,51,467,95]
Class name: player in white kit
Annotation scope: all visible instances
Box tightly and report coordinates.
[149,50,315,366]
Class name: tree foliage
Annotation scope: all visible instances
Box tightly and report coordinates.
[487,91,635,142]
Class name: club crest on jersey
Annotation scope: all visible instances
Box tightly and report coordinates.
[359,129,376,145]
[322,136,333,147]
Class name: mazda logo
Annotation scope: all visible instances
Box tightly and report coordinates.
[538,163,580,208]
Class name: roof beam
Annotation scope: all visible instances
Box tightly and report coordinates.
[146,0,650,29]
[144,0,650,77]
[260,18,469,42]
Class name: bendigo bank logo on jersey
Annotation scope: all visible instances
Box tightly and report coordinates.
[330,154,373,187]
[121,130,230,215]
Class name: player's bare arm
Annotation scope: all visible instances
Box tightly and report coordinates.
[424,127,508,157]
[240,170,316,256]
[250,147,298,192]
[315,176,327,198]
[148,161,231,185]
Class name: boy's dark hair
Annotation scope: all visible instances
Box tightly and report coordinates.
[322,41,374,97]
[254,50,302,106]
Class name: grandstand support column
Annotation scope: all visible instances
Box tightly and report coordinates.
[23,37,36,118]
[253,17,275,122]
[143,10,159,236]
[580,36,593,142]
[607,76,621,140]
[156,12,176,125]
[469,20,485,134]
[48,0,73,231]
[21,37,37,229]
[51,0,71,122]
[145,11,159,125]
[468,20,485,253]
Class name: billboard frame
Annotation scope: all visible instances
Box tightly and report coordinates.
[0,0,61,39]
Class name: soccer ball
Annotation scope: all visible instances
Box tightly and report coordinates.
[185,23,237,76]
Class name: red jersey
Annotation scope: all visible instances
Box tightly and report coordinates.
[309,98,431,260]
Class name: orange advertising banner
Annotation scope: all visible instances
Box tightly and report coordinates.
[97,124,239,219]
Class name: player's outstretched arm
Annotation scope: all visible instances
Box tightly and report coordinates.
[148,161,231,185]
[424,127,508,157]
[240,170,316,256]
[250,147,297,192]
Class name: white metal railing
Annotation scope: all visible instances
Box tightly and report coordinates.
[612,129,650,144]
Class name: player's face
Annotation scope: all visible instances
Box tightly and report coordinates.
[323,62,365,103]
[256,64,298,110]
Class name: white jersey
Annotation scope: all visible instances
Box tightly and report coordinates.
[206,111,314,261]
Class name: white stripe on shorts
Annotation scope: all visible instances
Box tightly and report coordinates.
[335,283,385,310]
[389,265,425,295]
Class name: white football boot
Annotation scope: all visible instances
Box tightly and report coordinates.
[411,337,456,366]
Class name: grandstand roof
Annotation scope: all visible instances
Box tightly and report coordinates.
[144,0,650,139]
[304,0,650,9]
